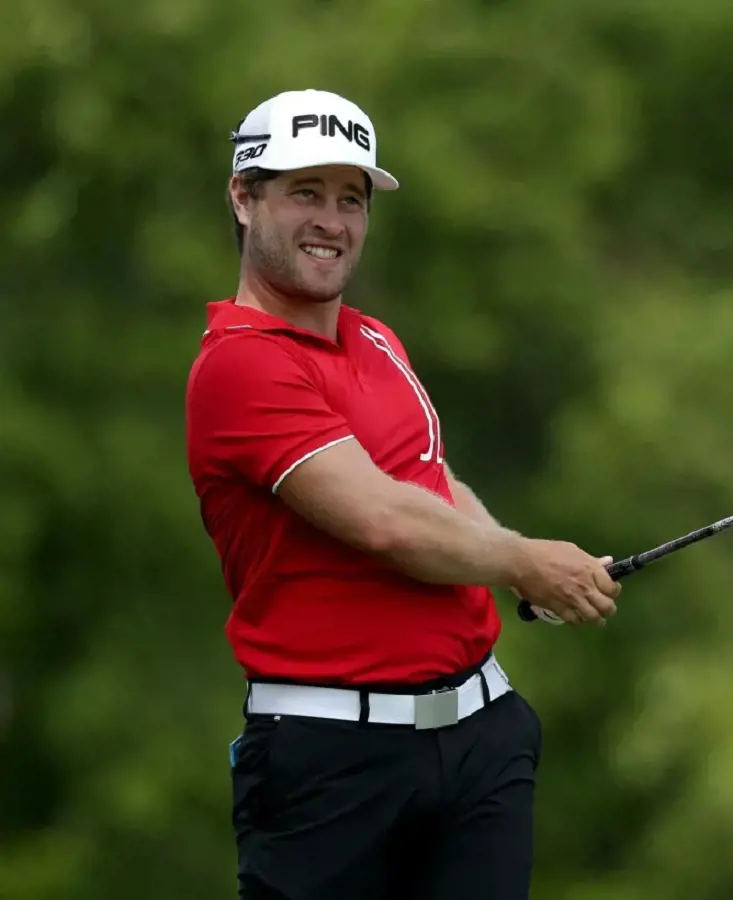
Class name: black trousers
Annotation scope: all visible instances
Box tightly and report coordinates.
[230,686,542,900]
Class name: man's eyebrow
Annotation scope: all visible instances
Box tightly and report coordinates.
[289,177,325,188]
[288,176,366,198]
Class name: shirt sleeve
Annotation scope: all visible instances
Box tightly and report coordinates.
[187,332,354,493]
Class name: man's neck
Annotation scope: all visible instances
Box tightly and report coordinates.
[234,276,341,342]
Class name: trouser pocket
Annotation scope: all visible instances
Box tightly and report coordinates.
[231,716,283,836]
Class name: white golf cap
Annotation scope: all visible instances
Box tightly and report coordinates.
[230,89,399,191]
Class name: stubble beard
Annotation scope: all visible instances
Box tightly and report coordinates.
[247,216,360,303]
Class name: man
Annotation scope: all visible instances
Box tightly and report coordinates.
[185,89,620,900]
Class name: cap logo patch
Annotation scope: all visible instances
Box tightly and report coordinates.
[291,114,370,151]
[234,143,267,165]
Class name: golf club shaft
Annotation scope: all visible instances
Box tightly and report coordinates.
[517,515,733,623]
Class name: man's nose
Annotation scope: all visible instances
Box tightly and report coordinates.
[309,199,346,236]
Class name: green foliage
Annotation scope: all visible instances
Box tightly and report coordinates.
[2,0,733,897]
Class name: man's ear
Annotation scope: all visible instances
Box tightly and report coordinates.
[229,175,253,229]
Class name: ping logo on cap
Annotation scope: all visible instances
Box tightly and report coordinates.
[291,114,371,151]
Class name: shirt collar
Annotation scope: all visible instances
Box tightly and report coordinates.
[204,298,362,347]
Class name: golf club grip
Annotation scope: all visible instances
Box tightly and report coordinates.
[516,515,733,623]
[516,557,636,622]
[606,557,642,579]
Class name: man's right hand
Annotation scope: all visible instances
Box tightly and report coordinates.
[511,540,621,626]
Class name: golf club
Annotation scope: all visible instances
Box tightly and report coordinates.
[517,514,733,624]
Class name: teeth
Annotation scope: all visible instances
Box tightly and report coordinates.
[303,246,339,259]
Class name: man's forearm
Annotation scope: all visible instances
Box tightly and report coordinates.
[376,478,528,588]
[278,443,610,618]
[277,441,529,589]
[448,475,500,528]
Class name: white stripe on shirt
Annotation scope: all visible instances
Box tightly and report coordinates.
[272,435,356,494]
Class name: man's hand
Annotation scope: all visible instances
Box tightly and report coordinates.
[511,542,621,626]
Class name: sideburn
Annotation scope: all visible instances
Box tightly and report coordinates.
[246,214,292,278]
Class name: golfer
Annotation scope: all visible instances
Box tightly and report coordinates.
[185,89,620,900]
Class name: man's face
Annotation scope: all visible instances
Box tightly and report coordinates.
[233,165,370,303]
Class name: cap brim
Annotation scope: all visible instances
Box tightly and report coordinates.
[363,166,399,191]
[239,155,399,191]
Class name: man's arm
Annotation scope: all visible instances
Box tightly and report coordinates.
[444,464,528,602]
[276,440,620,623]
[444,462,500,528]
[278,440,526,588]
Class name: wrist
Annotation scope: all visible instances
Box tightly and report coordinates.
[489,530,533,587]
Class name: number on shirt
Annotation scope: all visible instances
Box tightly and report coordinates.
[360,325,443,464]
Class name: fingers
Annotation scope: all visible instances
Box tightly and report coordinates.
[593,563,622,600]
[560,609,584,626]
[575,590,614,625]
[597,555,622,597]
[576,558,620,623]
[552,601,605,627]
[588,587,617,619]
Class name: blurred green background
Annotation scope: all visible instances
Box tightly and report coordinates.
[3,0,733,897]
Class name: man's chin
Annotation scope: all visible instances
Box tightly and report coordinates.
[290,275,349,304]
[301,289,344,304]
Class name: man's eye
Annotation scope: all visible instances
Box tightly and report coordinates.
[295,188,315,198]
[343,196,362,206]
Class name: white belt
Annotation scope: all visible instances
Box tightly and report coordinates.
[246,655,512,730]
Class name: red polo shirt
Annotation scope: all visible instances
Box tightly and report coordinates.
[185,298,501,685]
